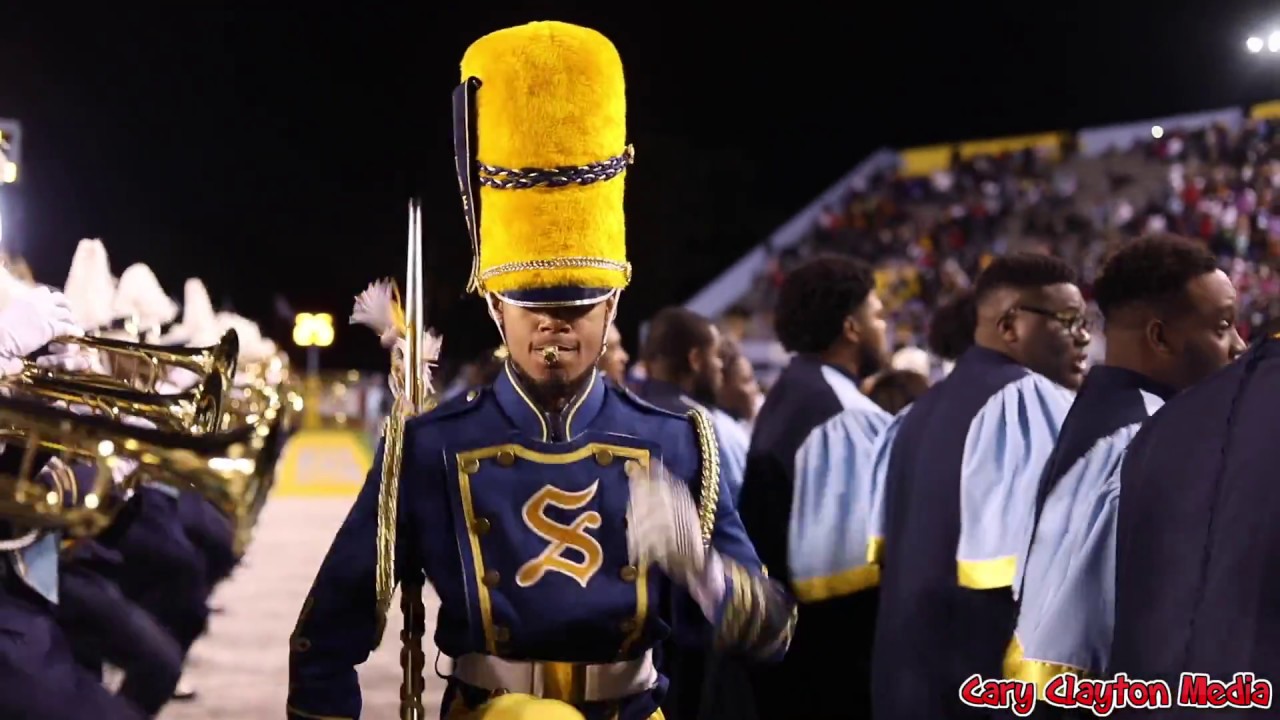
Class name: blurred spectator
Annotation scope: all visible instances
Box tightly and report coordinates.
[717,338,763,427]
[597,323,630,387]
[865,369,929,414]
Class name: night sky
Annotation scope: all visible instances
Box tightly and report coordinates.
[0,1,1275,371]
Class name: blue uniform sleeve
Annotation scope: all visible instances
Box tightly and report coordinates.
[287,438,418,720]
[687,410,797,663]
[786,403,891,603]
[1010,450,1125,687]
[957,374,1073,589]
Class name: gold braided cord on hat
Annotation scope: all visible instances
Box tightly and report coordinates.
[477,145,635,190]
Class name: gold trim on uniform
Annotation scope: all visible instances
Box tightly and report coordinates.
[685,407,720,546]
[456,443,652,657]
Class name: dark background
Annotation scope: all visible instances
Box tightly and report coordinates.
[1,1,1276,371]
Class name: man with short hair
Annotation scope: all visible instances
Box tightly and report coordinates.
[1010,235,1245,695]
[737,254,891,719]
[871,253,1086,720]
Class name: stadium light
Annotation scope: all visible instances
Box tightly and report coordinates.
[293,312,334,348]
[293,312,334,377]
[1245,31,1280,53]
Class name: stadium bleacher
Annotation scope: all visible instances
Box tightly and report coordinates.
[688,101,1280,386]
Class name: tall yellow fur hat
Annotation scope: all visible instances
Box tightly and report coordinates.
[470,693,587,720]
[453,21,632,307]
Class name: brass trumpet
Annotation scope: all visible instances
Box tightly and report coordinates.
[4,370,227,435]
[71,330,240,393]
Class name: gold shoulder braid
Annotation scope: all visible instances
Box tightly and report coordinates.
[686,407,720,547]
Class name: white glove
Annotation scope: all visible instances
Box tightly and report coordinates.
[119,415,157,430]
[0,287,83,375]
[625,460,727,620]
[33,343,98,373]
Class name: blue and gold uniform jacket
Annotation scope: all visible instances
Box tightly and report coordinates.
[288,364,793,720]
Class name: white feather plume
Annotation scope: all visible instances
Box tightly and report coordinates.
[350,279,401,342]
[389,328,443,402]
[351,277,444,404]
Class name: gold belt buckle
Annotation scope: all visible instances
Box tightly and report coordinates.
[538,661,587,704]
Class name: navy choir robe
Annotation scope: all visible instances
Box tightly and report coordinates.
[289,364,794,720]
[738,354,884,718]
[1009,366,1173,691]
[873,346,1074,720]
[1110,338,1280,714]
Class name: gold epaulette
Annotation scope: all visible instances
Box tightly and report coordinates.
[686,407,721,547]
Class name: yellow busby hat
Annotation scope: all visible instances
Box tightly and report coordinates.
[470,693,587,720]
[454,21,633,307]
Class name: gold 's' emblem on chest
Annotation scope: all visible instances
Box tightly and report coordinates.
[516,481,604,588]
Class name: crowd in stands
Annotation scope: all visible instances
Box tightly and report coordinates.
[734,117,1280,378]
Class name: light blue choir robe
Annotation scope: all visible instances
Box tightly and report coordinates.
[787,393,892,602]
[872,346,1074,720]
[738,355,885,718]
[1009,366,1174,690]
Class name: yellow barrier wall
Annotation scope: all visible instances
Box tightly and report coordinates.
[958,132,1065,161]
[899,144,954,177]
[274,428,375,498]
[1251,100,1280,120]
[898,132,1066,177]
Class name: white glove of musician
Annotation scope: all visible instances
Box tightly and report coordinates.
[33,343,98,373]
[625,460,727,622]
[0,286,83,376]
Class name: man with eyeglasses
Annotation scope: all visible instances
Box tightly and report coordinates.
[868,253,1084,720]
[1007,235,1244,705]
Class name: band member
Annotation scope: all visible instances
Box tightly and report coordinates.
[1103,304,1270,705]
[871,253,1085,720]
[598,322,630,387]
[95,265,211,698]
[56,463,186,717]
[1010,236,1243,692]
[288,21,794,720]
[736,254,889,719]
[0,280,148,720]
[635,307,746,500]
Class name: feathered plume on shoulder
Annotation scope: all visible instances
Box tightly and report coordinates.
[351,278,444,402]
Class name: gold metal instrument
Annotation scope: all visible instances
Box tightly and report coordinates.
[66,330,240,393]
[0,394,256,540]
[4,369,227,435]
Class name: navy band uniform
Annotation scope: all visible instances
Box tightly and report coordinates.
[288,21,794,720]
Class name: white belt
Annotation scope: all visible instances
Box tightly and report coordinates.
[446,650,658,703]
